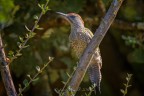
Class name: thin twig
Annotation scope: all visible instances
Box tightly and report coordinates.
[61,67,76,92]
[66,0,124,95]
[18,58,53,96]
[8,0,49,65]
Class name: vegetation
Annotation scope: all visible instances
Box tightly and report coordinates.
[0,0,143,96]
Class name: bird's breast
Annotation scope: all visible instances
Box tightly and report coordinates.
[70,39,87,58]
[69,29,91,58]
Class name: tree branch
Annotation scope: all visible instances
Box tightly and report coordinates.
[66,0,124,95]
[0,32,17,96]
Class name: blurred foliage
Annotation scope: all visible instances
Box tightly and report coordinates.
[0,0,144,96]
[0,0,14,23]
[49,0,86,12]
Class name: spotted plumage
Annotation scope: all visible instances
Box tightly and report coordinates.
[57,12,102,94]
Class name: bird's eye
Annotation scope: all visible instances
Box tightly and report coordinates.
[70,16,75,19]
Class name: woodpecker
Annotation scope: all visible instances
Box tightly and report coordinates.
[57,12,102,94]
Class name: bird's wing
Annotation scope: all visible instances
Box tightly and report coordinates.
[83,28,93,39]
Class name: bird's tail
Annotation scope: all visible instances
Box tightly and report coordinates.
[88,63,102,94]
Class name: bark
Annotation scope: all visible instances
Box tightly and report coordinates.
[0,32,17,96]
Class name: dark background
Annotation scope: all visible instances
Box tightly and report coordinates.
[0,0,144,96]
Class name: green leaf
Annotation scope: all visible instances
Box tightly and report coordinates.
[23,45,29,48]
[126,77,129,81]
[36,66,40,72]
[27,74,32,80]
[35,25,44,30]
[8,51,14,58]
[33,15,39,20]
[25,25,31,32]
[29,32,36,38]
[66,72,70,77]
[16,53,22,57]
[54,88,60,94]
[36,27,44,30]
[18,87,22,93]
[123,83,127,87]
[17,42,22,48]
[19,36,24,43]
[25,34,29,38]
[49,56,54,61]
[32,77,39,82]
[61,81,66,85]
[23,79,29,87]
[89,87,92,91]
[120,89,125,94]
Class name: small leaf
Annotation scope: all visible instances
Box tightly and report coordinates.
[23,79,29,87]
[36,25,39,28]
[42,9,46,14]
[89,87,92,91]
[25,25,31,32]
[33,15,39,20]
[19,84,22,88]
[8,51,14,58]
[17,42,22,48]
[61,81,66,85]
[29,32,36,38]
[32,77,39,82]
[128,85,132,87]
[126,77,129,81]
[66,72,70,77]
[27,74,32,80]
[18,87,22,93]
[35,21,38,24]
[16,53,22,57]
[38,4,41,8]
[38,4,44,9]
[127,73,132,77]
[49,56,54,61]
[25,34,29,38]
[45,6,50,11]
[36,66,41,72]
[36,27,44,30]
[19,36,24,43]
[92,83,96,88]
[73,66,76,70]
[54,88,60,94]
[123,83,127,87]
[120,89,125,94]
[23,45,29,48]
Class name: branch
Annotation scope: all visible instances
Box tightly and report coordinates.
[0,33,17,96]
[66,0,124,95]
[8,0,50,65]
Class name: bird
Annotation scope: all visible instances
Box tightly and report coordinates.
[57,12,102,94]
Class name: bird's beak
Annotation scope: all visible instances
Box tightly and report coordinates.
[56,12,71,23]
[56,12,67,17]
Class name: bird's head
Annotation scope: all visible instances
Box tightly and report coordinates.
[57,12,84,28]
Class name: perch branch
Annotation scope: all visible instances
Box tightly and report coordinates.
[67,0,124,95]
